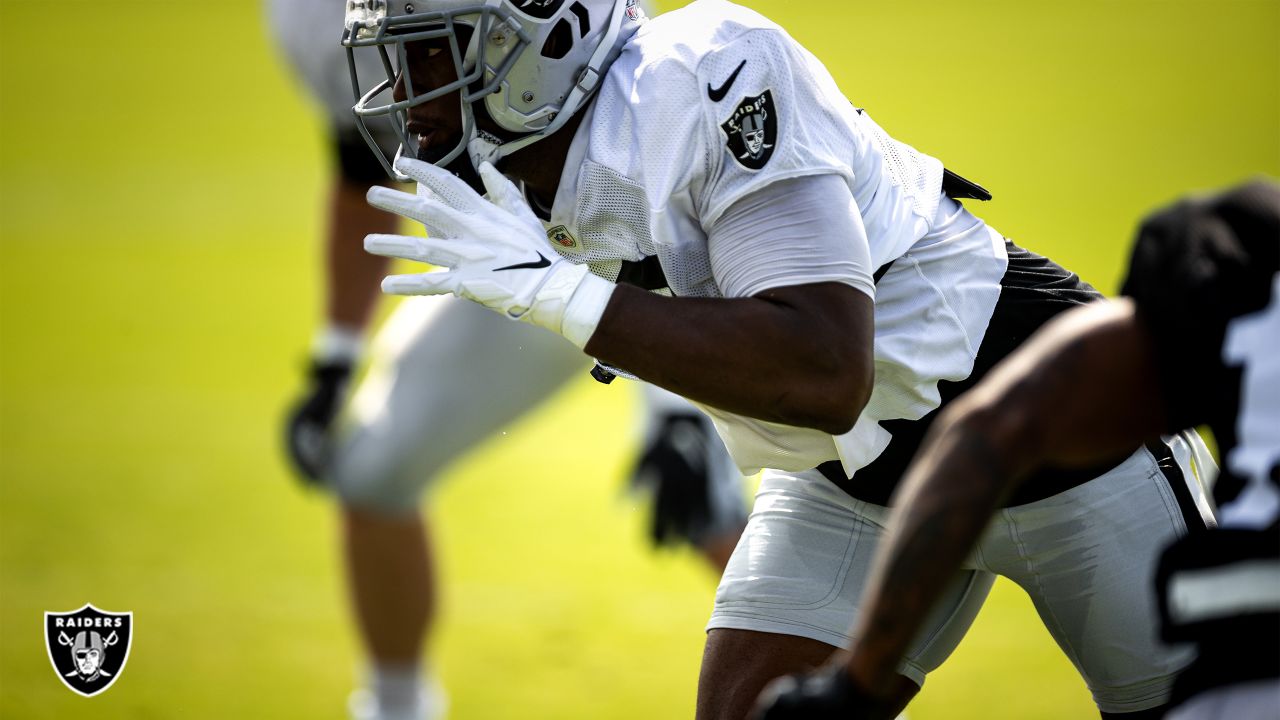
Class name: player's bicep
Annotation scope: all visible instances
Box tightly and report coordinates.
[706,174,875,300]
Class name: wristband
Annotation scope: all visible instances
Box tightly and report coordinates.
[561,271,616,350]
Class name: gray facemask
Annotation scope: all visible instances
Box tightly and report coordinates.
[341,0,645,181]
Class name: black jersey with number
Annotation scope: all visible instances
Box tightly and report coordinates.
[1121,180,1280,705]
[1122,182,1280,509]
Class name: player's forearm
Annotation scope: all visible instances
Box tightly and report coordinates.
[844,300,1169,691]
[969,300,1168,468]
[326,178,399,331]
[845,412,1018,693]
[584,282,873,435]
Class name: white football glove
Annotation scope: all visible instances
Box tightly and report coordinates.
[364,157,615,349]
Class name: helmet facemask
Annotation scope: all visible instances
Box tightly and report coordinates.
[342,0,645,182]
[343,2,525,181]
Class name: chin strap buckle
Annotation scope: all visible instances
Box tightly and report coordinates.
[575,67,600,94]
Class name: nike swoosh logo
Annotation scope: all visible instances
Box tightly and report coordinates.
[494,252,552,271]
[707,60,746,103]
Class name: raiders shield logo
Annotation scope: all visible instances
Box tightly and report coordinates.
[720,90,777,170]
[45,604,133,697]
[546,224,579,250]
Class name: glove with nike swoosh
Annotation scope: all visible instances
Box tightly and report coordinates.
[364,156,615,349]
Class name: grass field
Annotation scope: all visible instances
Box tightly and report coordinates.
[1,1,1277,718]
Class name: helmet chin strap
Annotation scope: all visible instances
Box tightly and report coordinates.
[464,93,552,174]
[471,0,633,169]
[463,0,640,180]
[467,124,546,168]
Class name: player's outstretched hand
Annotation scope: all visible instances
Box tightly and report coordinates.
[284,358,353,483]
[753,663,893,720]
[363,156,614,349]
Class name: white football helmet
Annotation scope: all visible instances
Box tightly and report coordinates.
[341,0,646,180]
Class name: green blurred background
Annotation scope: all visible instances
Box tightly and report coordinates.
[1,0,1276,717]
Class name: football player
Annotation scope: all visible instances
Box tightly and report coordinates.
[269,2,748,718]
[754,181,1279,720]
[341,0,1214,718]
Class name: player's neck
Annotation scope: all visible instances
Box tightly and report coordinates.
[498,112,585,208]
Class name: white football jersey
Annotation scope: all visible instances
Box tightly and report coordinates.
[546,0,1008,475]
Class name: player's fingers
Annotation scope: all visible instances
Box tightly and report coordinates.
[366,185,463,232]
[367,185,428,221]
[367,187,473,238]
[416,178,442,201]
[367,184,451,223]
[478,161,520,210]
[381,271,457,296]
[364,234,433,262]
[393,156,480,209]
[416,236,495,266]
[364,234,487,269]
[478,161,542,225]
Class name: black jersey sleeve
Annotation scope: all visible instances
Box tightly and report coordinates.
[1120,181,1280,433]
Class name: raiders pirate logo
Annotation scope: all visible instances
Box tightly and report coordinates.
[720,90,777,170]
[546,224,579,250]
[45,604,133,697]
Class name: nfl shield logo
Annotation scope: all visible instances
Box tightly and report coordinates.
[625,0,645,20]
[547,224,579,249]
[45,604,133,697]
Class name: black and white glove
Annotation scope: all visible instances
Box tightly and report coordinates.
[284,329,361,483]
[753,664,893,720]
[630,412,718,548]
[363,157,615,350]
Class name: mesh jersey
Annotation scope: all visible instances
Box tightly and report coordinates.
[544,0,1007,475]
[548,0,944,290]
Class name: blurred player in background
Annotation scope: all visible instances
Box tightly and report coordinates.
[268,2,747,718]
[756,181,1277,720]
[341,0,1216,718]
